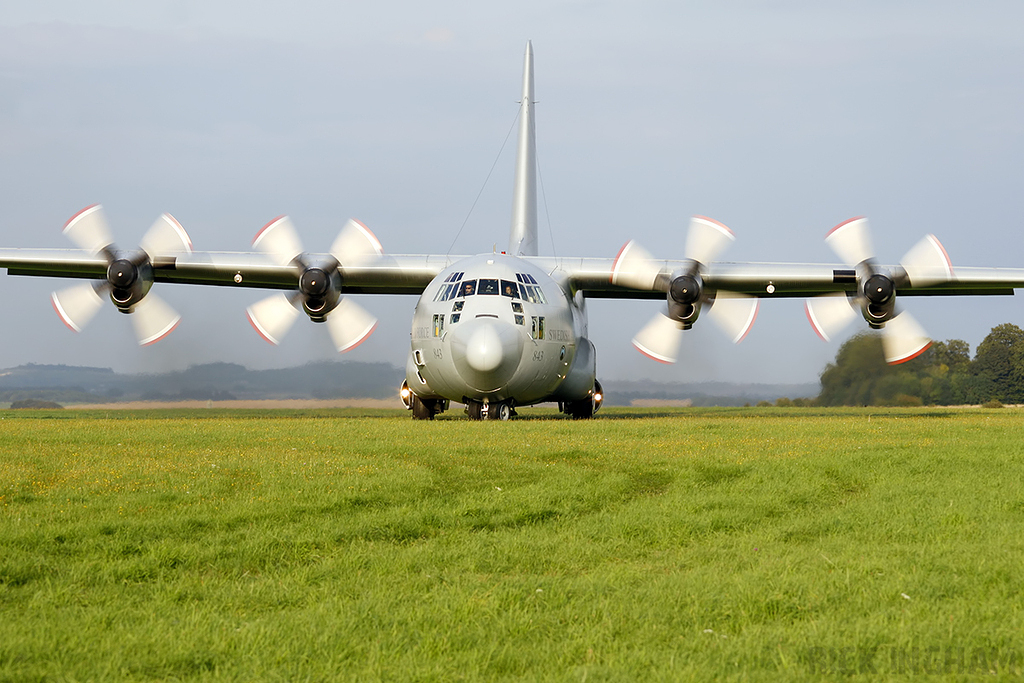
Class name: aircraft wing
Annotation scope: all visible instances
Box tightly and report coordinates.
[541,257,1024,299]
[0,249,456,295]
[6,249,1024,299]
[540,252,1024,365]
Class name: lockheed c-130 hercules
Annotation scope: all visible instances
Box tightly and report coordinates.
[3,42,1024,420]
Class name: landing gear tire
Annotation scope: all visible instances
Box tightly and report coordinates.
[411,395,434,420]
[564,398,594,420]
[466,400,511,421]
[490,403,512,421]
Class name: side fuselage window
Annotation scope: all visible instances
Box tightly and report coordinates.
[530,316,545,339]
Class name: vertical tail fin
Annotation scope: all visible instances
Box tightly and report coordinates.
[509,41,538,257]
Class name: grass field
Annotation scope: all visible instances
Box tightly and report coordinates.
[1,406,1023,681]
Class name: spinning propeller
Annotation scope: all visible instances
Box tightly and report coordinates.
[804,217,954,364]
[246,216,381,352]
[51,205,191,345]
[611,216,759,363]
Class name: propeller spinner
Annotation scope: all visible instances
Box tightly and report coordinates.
[805,217,953,364]
[611,216,759,363]
[246,216,381,352]
[51,205,191,345]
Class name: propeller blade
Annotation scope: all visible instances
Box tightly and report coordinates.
[611,240,662,290]
[51,283,105,332]
[882,310,931,364]
[825,216,874,265]
[707,292,759,344]
[900,234,953,287]
[130,293,181,346]
[253,215,304,267]
[246,293,300,345]
[685,215,735,266]
[632,311,684,364]
[139,213,193,259]
[805,293,858,342]
[326,298,378,353]
[329,218,384,265]
[63,205,114,255]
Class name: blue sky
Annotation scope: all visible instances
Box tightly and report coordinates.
[1,1,1022,385]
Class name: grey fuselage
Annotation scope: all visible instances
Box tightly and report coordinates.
[406,253,596,408]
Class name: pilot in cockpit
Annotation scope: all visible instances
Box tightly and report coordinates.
[461,280,476,297]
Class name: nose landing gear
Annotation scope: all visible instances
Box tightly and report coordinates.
[465,399,514,421]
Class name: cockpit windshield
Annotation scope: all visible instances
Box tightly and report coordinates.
[435,272,545,302]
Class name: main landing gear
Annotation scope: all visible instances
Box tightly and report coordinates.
[465,399,514,421]
[400,381,449,420]
[558,380,604,420]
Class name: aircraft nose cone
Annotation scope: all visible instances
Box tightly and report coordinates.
[465,323,505,372]
[450,318,524,392]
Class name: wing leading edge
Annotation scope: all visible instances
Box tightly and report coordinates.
[4,250,1024,298]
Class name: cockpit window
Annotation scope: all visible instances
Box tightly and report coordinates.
[501,280,518,298]
[433,283,456,302]
[459,280,477,297]
[433,271,466,302]
[513,273,546,304]
[478,279,499,295]
[519,283,547,304]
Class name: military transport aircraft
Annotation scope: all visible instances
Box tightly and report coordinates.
[3,42,1024,420]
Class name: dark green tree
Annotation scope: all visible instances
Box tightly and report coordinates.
[817,333,890,406]
[931,339,971,373]
[972,323,1024,403]
[818,332,975,406]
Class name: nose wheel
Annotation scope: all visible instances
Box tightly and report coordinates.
[465,400,513,421]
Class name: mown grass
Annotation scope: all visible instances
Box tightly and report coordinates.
[1,406,1022,681]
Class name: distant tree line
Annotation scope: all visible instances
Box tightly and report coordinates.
[817,323,1024,406]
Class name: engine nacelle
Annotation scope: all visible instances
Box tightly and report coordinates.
[667,272,703,330]
[860,272,896,329]
[299,264,342,322]
[106,256,153,313]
